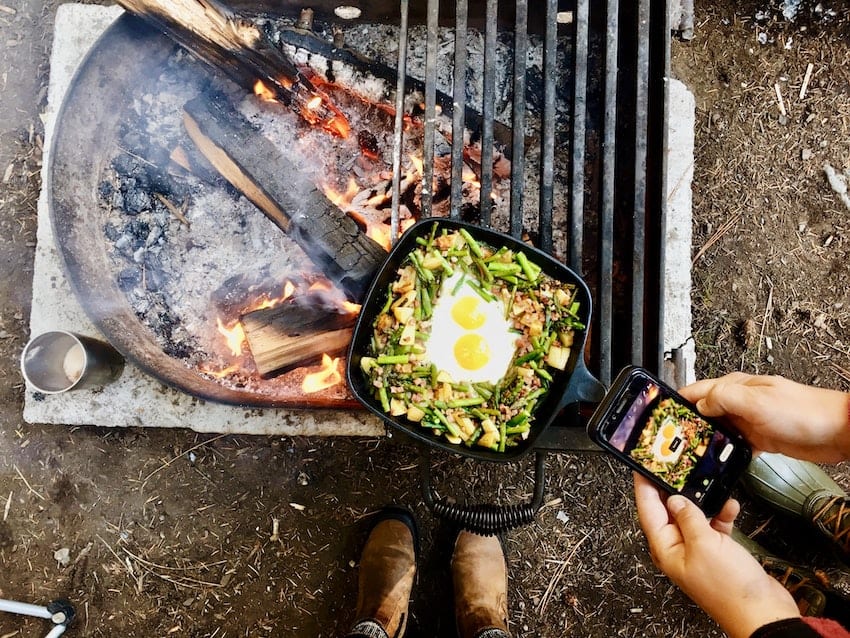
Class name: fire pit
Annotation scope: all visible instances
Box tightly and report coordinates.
[30,1,695,442]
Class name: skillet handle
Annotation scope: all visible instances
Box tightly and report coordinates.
[419,447,546,536]
[557,359,606,409]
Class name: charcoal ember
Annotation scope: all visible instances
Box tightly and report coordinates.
[144,254,165,292]
[98,181,114,199]
[357,129,379,159]
[103,222,121,242]
[110,190,125,210]
[123,187,152,215]
[145,224,163,247]
[114,234,135,260]
[125,219,151,244]
[117,267,142,292]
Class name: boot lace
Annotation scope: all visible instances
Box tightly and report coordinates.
[811,494,850,554]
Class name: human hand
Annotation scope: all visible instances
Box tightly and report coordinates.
[679,373,850,463]
[634,473,799,638]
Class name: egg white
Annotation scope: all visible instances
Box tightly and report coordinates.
[423,272,517,384]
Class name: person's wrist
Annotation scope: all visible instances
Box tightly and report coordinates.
[826,390,850,462]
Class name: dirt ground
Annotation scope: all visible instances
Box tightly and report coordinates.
[0,1,849,637]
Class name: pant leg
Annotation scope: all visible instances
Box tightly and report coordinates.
[475,630,511,638]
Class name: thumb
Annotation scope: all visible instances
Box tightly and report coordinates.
[667,495,712,542]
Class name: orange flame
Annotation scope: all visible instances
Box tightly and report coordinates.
[253,79,276,101]
[302,354,342,393]
[216,317,246,357]
[323,178,359,209]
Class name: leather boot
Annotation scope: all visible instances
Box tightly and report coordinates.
[732,528,829,617]
[352,507,418,638]
[452,531,509,638]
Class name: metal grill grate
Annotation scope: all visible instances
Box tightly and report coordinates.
[387,0,670,448]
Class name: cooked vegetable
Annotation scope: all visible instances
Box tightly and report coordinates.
[361,223,585,452]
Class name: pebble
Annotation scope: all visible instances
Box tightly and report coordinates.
[53,547,71,568]
[801,148,813,161]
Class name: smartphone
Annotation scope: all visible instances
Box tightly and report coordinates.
[588,366,752,517]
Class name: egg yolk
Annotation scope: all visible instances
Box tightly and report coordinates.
[660,441,673,457]
[451,296,486,330]
[661,423,677,438]
[453,333,491,370]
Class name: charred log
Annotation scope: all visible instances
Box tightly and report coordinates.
[114,0,349,136]
[182,93,387,302]
[241,301,354,377]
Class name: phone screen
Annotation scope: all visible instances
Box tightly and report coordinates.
[604,376,745,505]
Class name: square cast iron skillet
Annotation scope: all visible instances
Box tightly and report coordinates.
[346,218,605,462]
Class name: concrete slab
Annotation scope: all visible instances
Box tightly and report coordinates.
[25,3,695,433]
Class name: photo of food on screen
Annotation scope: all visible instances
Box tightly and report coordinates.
[609,381,738,497]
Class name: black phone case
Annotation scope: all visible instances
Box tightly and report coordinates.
[586,366,752,517]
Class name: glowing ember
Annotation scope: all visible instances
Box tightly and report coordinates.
[198,362,241,379]
[323,178,359,209]
[302,354,342,393]
[216,317,247,356]
[409,154,424,176]
[306,95,323,110]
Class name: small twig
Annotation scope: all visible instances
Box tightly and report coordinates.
[537,532,590,614]
[13,465,45,501]
[143,433,228,482]
[774,83,786,116]
[3,491,10,521]
[756,279,774,362]
[154,193,190,226]
[692,214,742,264]
[799,63,814,100]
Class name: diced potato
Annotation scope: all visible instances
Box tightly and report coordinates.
[516,367,534,380]
[392,266,416,293]
[457,416,476,436]
[546,345,571,370]
[360,357,377,373]
[481,418,497,435]
[445,435,463,445]
[392,290,416,309]
[554,288,572,307]
[435,383,453,402]
[559,331,574,347]
[477,431,498,449]
[393,306,414,323]
[435,234,456,251]
[436,370,454,384]
[407,405,425,422]
[421,254,443,270]
[399,322,416,346]
[390,398,407,416]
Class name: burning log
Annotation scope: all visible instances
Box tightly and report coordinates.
[182,93,387,302]
[114,0,350,137]
[240,301,353,377]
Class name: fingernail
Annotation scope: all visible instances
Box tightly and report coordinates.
[667,495,687,514]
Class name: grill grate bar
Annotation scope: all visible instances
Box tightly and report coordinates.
[599,0,620,386]
[449,0,469,220]
[568,0,589,274]
[420,0,440,217]
[631,0,651,364]
[389,0,410,245]
[537,0,558,254]
[508,0,528,239]
[478,0,498,226]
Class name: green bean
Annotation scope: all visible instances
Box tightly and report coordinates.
[459,228,484,258]
[378,386,390,412]
[516,251,539,283]
[377,354,410,365]
[448,397,485,408]
[498,420,507,452]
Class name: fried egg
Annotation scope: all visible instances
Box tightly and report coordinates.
[650,417,685,464]
[423,272,517,384]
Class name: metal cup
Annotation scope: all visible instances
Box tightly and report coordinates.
[20,331,124,394]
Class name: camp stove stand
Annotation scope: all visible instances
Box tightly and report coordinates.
[0,598,75,637]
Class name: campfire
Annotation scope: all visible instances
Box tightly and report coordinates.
[90,0,559,405]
